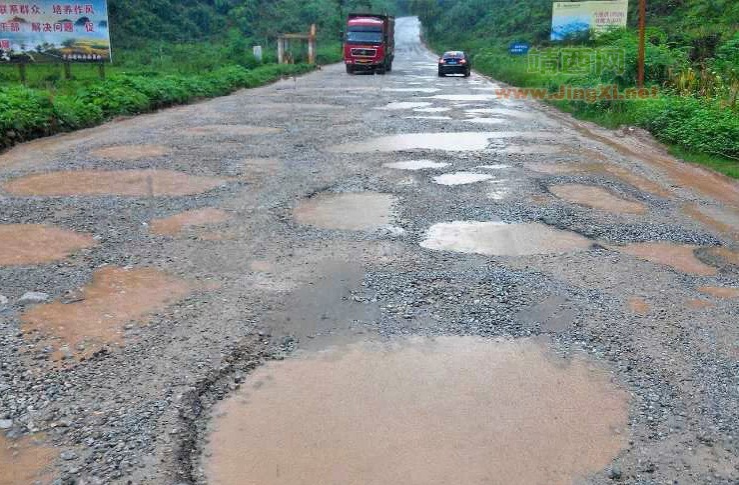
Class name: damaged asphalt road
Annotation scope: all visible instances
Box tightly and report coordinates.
[1,17,739,485]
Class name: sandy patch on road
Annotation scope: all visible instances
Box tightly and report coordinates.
[0,224,96,266]
[3,170,226,197]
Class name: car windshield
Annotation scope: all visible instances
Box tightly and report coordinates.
[346,29,383,45]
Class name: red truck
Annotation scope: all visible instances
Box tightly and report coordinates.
[343,13,395,74]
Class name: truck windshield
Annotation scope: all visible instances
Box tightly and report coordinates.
[346,29,383,45]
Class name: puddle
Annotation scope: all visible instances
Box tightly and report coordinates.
[488,183,512,200]
[698,286,739,299]
[627,297,650,315]
[613,243,717,276]
[421,221,592,256]
[383,160,449,171]
[0,435,55,485]
[294,192,396,231]
[475,164,510,170]
[404,116,453,120]
[90,144,170,160]
[427,94,495,101]
[433,172,493,185]
[0,224,96,266]
[3,170,226,197]
[382,88,441,93]
[21,267,191,360]
[186,125,282,136]
[204,337,628,485]
[379,102,432,110]
[150,208,231,236]
[413,107,451,113]
[550,184,647,215]
[328,132,537,153]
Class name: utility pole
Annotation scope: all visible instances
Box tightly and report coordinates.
[637,0,646,88]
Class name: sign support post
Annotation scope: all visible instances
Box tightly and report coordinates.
[637,0,647,88]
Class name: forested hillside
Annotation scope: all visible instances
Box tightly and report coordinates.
[108,0,399,47]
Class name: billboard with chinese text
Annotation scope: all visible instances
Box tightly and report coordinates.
[552,0,628,41]
[0,1,110,62]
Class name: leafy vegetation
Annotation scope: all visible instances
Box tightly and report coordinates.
[412,0,739,177]
[1,0,403,149]
[0,63,312,150]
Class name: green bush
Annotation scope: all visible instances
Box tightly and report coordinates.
[0,63,314,151]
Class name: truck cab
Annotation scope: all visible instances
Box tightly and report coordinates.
[344,13,395,74]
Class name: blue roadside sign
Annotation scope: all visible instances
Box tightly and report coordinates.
[509,42,530,55]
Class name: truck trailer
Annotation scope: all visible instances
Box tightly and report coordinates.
[343,13,395,74]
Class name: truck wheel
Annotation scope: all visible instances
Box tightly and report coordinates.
[346,65,354,74]
[377,67,386,75]
[386,60,393,72]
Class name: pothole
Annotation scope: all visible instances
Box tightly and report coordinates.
[707,247,739,266]
[687,299,713,310]
[150,208,231,236]
[90,144,171,160]
[382,88,441,93]
[0,435,55,485]
[427,94,495,101]
[413,107,451,113]
[383,160,450,171]
[186,125,282,136]
[379,102,432,110]
[203,337,628,485]
[21,267,192,361]
[613,243,717,276]
[0,224,96,266]
[328,132,534,153]
[549,184,647,214]
[433,172,493,185]
[421,221,592,256]
[525,162,576,174]
[3,170,226,197]
[293,192,396,231]
[475,164,510,170]
[684,204,739,236]
[698,286,739,299]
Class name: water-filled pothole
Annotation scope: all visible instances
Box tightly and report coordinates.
[613,243,717,276]
[328,132,533,153]
[204,337,628,485]
[550,184,647,214]
[0,224,96,266]
[294,192,396,231]
[90,144,170,160]
[0,435,55,485]
[3,170,226,197]
[379,102,432,110]
[150,208,231,236]
[21,267,192,360]
[421,221,592,256]
[383,160,449,171]
[433,172,493,185]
